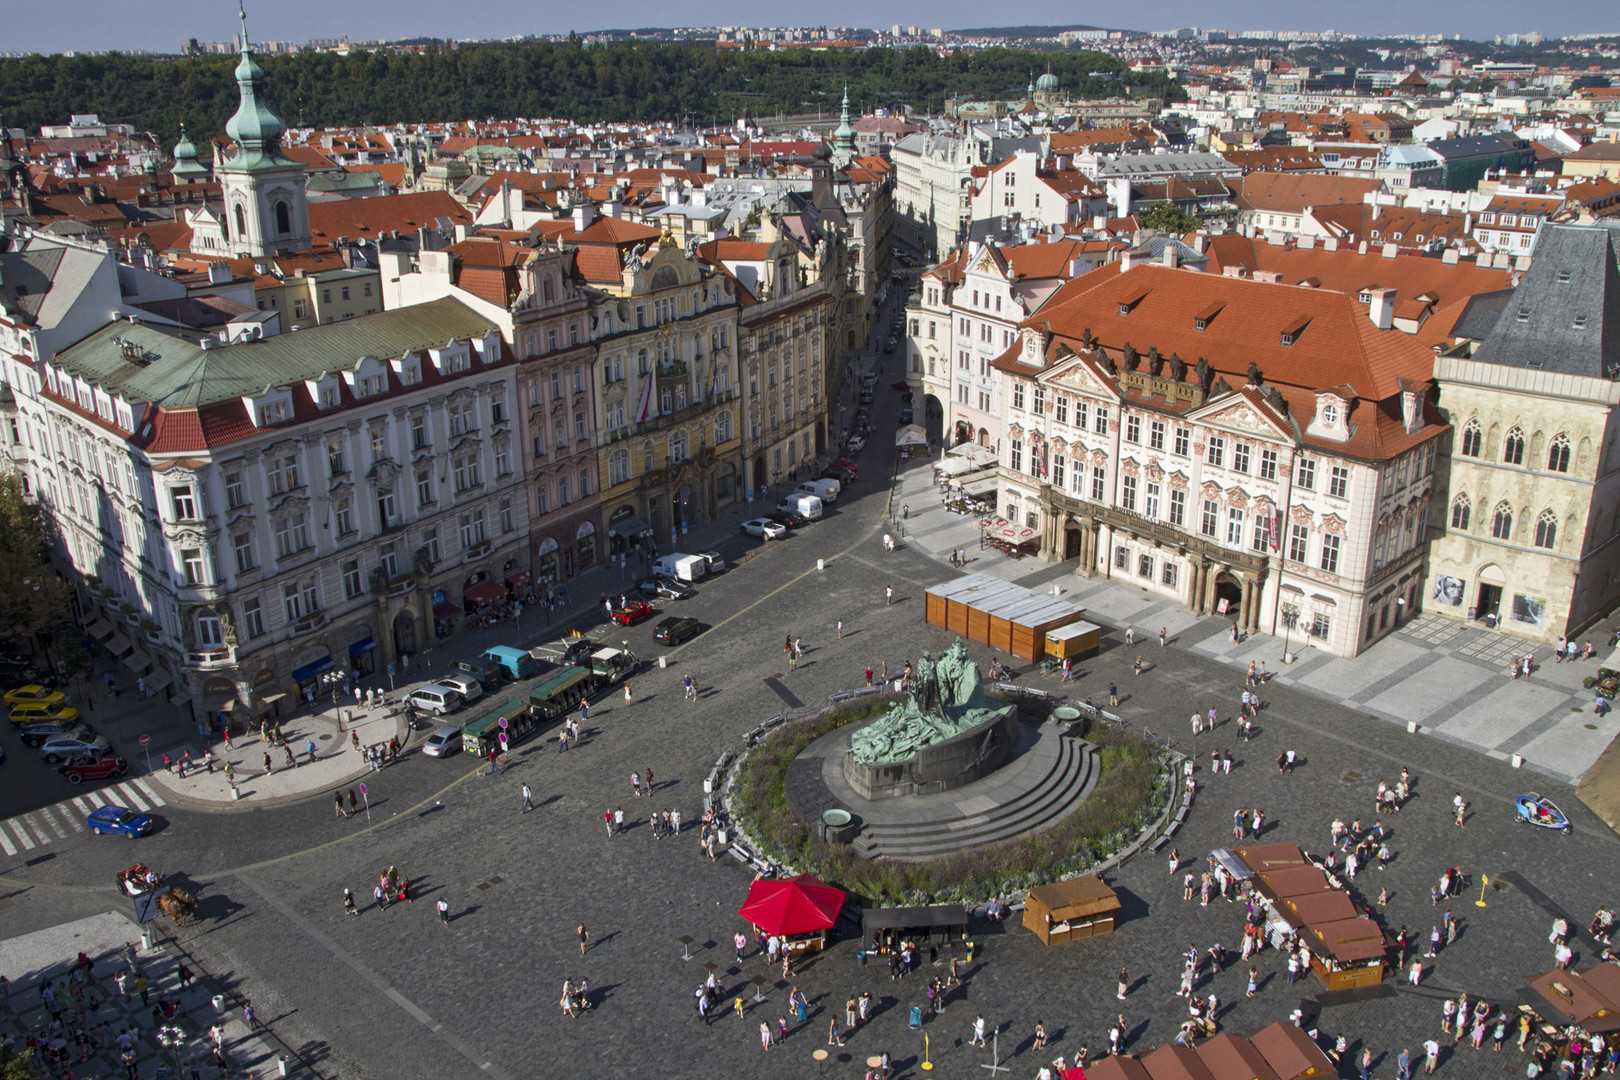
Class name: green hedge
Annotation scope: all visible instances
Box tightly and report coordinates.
[730,702,1168,906]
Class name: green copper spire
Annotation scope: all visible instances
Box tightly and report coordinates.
[834,83,857,156]
[223,4,289,171]
[171,122,209,179]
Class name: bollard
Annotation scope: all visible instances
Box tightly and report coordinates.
[212,995,226,1014]
[278,1055,289,1077]
[230,786,241,801]
[139,931,152,952]
[658,656,668,669]
[1512,754,1524,768]
[817,558,825,571]
[1407,721,1419,734]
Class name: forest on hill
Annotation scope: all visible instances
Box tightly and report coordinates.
[0,40,1184,147]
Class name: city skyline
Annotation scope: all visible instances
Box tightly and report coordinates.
[3,0,1615,56]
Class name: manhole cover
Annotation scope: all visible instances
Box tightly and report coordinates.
[319,733,335,742]
[1340,771,1361,784]
[1586,724,1598,730]
[1317,800,1332,809]
[475,875,506,891]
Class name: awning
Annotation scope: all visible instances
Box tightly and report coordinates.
[291,656,336,684]
[961,476,999,497]
[464,581,505,607]
[505,571,531,588]
[433,602,460,619]
[202,692,237,711]
[349,637,378,659]
[1209,847,1255,881]
[124,649,153,674]
[608,515,650,538]
[84,617,114,640]
[143,669,173,693]
[895,423,928,447]
[104,632,133,657]
[257,691,286,707]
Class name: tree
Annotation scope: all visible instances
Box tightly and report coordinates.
[0,1045,35,1080]
[1137,203,1200,235]
[0,474,72,653]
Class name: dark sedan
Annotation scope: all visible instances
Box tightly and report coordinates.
[635,576,697,601]
[653,616,703,645]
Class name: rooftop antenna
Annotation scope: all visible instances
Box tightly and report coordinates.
[238,0,248,51]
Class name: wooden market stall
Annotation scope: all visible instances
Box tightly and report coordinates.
[1273,890,1359,930]
[1197,1033,1280,1080]
[925,572,1084,663]
[1045,620,1104,661]
[1523,969,1620,1035]
[1301,916,1389,991]
[1141,1043,1217,1080]
[1248,1022,1337,1080]
[1254,865,1335,903]
[1231,841,1389,990]
[1089,1056,1154,1080]
[860,905,969,953]
[1234,842,1309,873]
[1022,876,1122,946]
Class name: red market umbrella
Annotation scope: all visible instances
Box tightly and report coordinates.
[738,874,847,937]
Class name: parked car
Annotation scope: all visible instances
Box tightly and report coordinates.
[556,638,596,667]
[447,657,502,687]
[439,674,484,704]
[9,702,81,727]
[59,754,129,784]
[0,657,42,686]
[39,734,111,764]
[635,576,697,601]
[765,510,811,531]
[610,599,657,626]
[898,409,914,426]
[4,684,64,709]
[695,551,727,575]
[86,805,153,839]
[405,684,464,716]
[17,720,93,747]
[421,725,464,758]
[653,616,703,645]
[845,435,866,453]
[741,518,788,540]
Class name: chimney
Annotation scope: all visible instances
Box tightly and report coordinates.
[1441,248,1459,265]
[1298,234,1317,250]
[1120,249,1151,272]
[1193,235,1207,254]
[1161,245,1179,268]
[1323,237,1340,252]
[1381,242,1399,259]
[1252,270,1282,283]
[573,201,596,232]
[207,263,231,285]
[1067,257,1087,278]
[1357,240,1369,255]
[1222,264,1247,278]
[1368,287,1396,330]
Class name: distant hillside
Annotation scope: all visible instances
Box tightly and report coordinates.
[949,24,1113,37]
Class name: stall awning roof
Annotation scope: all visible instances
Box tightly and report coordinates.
[895,423,928,447]
[1303,916,1388,963]
[935,456,974,477]
[961,476,999,497]
[1026,876,1121,921]
[464,581,505,606]
[124,649,153,674]
[608,515,650,538]
[1141,1042,1217,1080]
[1087,1057,1154,1080]
[506,571,530,587]
[84,617,114,640]
[1249,1022,1337,1080]
[291,656,336,683]
[1255,865,1333,901]
[1209,848,1255,881]
[860,905,969,935]
[143,669,173,693]
[1525,970,1620,1033]
[1273,890,1359,929]
[738,874,846,937]
[1234,842,1308,873]
[103,632,133,657]
[1198,1033,1281,1080]
[946,443,999,467]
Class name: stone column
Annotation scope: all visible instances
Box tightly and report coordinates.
[1240,577,1253,632]
[1190,559,1207,614]
[1204,563,1222,616]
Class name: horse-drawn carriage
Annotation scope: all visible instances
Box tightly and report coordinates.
[118,863,198,925]
[156,887,198,925]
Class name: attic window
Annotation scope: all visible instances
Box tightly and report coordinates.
[1118,288,1149,316]
[1557,270,1573,283]
[1516,310,1531,323]
[1193,302,1224,331]
[1370,230,1381,239]
[1279,317,1310,347]
[1414,235,1425,243]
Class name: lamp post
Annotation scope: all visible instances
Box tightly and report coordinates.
[320,668,345,730]
[156,1020,188,1078]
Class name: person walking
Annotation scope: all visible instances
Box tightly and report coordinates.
[521,784,533,813]
[437,898,450,926]
[886,585,893,606]
[343,888,358,916]
[335,792,347,819]
[1109,682,1119,707]
[837,619,844,640]
[1117,967,1129,1000]
[1134,654,1144,675]
[578,923,589,957]
[1396,1048,1413,1080]
[1423,1038,1440,1075]
[623,683,633,706]
[970,1015,988,1047]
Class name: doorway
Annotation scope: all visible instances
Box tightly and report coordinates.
[1214,573,1243,619]
[1064,527,1082,561]
[1475,583,1502,626]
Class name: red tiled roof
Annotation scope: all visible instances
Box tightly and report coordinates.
[306,191,473,243]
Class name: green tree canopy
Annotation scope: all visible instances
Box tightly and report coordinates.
[0,474,72,652]
[1137,202,1200,234]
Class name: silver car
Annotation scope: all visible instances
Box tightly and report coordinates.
[39,734,111,765]
[421,725,463,757]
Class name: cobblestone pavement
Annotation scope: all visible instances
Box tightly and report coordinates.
[0,343,1615,1079]
[892,459,1619,784]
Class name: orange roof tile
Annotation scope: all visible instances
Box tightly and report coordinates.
[306,191,473,243]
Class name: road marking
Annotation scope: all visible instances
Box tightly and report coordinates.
[117,784,151,812]
[21,814,50,845]
[0,829,15,856]
[71,796,94,816]
[132,778,165,806]
[36,806,68,839]
[58,804,84,832]
[6,820,33,851]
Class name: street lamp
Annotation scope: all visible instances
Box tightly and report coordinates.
[320,668,345,729]
[156,1021,188,1078]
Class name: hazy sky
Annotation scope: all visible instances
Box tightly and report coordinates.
[8,0,1616,55]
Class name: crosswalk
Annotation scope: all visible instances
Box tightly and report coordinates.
[0,778,167,856]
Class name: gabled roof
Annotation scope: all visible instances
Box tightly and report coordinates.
[1471,223,1620,379]
[306,191,473,244]
[1234,172,1381,214]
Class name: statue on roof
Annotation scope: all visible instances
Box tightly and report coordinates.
[1170,352,1187,383]
[1195,356,1212,390]
[1147,346,1163,377]
[1247,360,1262,386]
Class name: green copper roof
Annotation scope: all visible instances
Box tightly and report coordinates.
[53,297,498,409]
[222,9,290,172]
[171,123,209,178]
[834,84,857,153]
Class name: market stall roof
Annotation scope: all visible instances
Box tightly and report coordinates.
[1025,876,1122,921]
[926,572,1085,632]
[1525,970,1620,1033]
[961,475,1000,497]
[946,443,999,467]
[1198,1033,1281,1080]
[1090,1056,1154,1080]
[935,456,974,477]
[895,423,928,446]
[860,905,969,937]
[84,617,113,640]
[1235,842,1308,873]
[1141,1042,1217,1080]
[738,874,847,938]
[1273,890,1359,929]
[1249,1022,1337,1080]
[1302,917,1387,964]
[1255,865,1333,901]
[464,581,505,606]
[1209,847,1254,881]
[1581,963,1620,1014]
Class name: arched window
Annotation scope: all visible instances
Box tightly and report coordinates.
[669,432,687,463]
[608,448,630,486]
[1548,433,1571,473]
[1450,495,1471,531]
[232,203,247,240]
[1534,509,1557,549]
[1460,419,1482,457]
[1503,426,1525,465]
[274,201,291,236]
[542,278,554,303]
[1491,502,1514,540]
[641,440,654,474]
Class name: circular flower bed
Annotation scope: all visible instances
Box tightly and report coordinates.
[729,696,1169,906]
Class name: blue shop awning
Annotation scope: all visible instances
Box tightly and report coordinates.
[291,656,336,684]
[349,637,378,659]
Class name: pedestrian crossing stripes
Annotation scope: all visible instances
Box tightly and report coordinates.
[0,779,167,857]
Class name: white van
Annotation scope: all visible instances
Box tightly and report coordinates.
[778,494,824,520]
[651,553,708,583]
[406,684,464,716]
[796,478,839,504]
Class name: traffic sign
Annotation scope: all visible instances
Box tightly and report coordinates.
[358,783,368,796]
[388,662,396,676]
[139,734,150,746]
[498,717,509,729]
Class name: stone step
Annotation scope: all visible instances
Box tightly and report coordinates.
[853,736,1097,860]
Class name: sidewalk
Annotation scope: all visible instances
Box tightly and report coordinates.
[887,450,1619,785]
[0,911,319,1079]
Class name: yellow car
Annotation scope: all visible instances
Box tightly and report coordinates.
[4,684,65,709]
[8,702,80,726]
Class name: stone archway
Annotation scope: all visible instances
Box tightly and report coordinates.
[392,610,418,659]
[1214,572,1244,620]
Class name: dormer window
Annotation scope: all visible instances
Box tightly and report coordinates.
[1194,302,1223,331]
[1279,317,1310,347]
[1118,288,1149,316]
[1322,403,1338,426]
[1557,270,1573,283]
[1480,212,1496,224]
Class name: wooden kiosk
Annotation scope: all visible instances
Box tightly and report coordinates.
[925,572,1083,663]
[1022,876,1122,945]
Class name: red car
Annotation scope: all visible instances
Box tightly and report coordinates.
[60,754,130,785]
[830,457,861,474]
[610,600,656,626]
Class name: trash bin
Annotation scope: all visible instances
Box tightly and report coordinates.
[909,1006,922,1029]
[856,950,866,965]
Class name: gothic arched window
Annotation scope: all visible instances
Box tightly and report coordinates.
[1450,495,1471,532]
[1503,426,1525,465]
[1534,509,1557,549]
[1548,433,1571,474]
[1491,502,1514,540]
[1460,419,1482,458]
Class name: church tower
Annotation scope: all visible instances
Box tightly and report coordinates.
[832,85,857,163]
[215,6,308,256]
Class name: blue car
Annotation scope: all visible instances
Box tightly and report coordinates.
[86,805,153,839]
